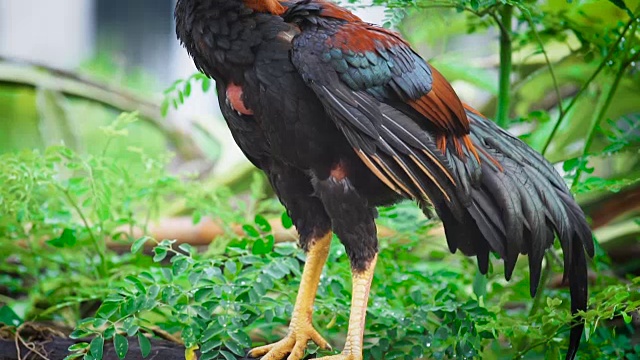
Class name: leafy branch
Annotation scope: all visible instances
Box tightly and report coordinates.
[0,58,206,161]
[542,16,638,156]
[570,18,639,189]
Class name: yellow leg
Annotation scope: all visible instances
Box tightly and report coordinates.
[318,253,378,360]
[249,232,333,360]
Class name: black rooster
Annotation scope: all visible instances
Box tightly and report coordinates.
[174,1,594,359]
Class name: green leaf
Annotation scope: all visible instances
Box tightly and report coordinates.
[126,325,140,337]
[153,247,168,262]
[224,339,244,356]
[546,297,562,308]
[172,257,190,276]
[103,326,116,339]
[131,236,151,254]
[76,319,96,328]
[90,336,104,359]
[69,329,94,339]
[192,210,203,224]
[0,305,23,326]
[147,285,160,299]
[264,309,274,323]
[161,99,170,117]
[68,342,90,352]
[97,202,110,222]
[178,243,195,255]
[242,224,261,238]
[608,0,628,10]
[46,228,77,248]
[161,268,173,282]
[123,317,135,331]
[224,260,237,275]
[201,338,222,353]
[192,305,211,320]
[63,355,84,360]
[229,330,252,348]
[138,333,152,358]
[113,334,129,359]
[220,350,237,360]
[181,325,197,347]
[202,78,212,92]
[254,214,272,232]
[472,272,488,298]
[281,212,293,229]
[93,318,107,328]
[252,237,274,255]
[125,276,146,294]
[201,326,224,344]
[200,351,219,360]
[195,287,214,302]
[162,286,176,305]
[96,301,120,319]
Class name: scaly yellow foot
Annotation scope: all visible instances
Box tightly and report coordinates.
[248,324,331,360]
[316,254,378,360]
[317,356,361,360]
[249,232,333,360]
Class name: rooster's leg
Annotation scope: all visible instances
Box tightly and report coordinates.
[311,165,378,360]
[248,231,332,360]
[317,254,377,360]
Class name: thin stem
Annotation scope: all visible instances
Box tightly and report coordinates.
[514,335,557,359]
[570,59,627,190]
[519,6,564,118]
[496,5,513,128]
[541,17,636,155]
[57,184,108,277]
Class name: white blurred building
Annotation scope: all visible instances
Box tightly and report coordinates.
[0,0,385,172]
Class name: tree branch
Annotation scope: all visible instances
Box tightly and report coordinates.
[0,58,207,162]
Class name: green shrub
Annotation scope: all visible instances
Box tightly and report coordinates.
[0,116,638,360]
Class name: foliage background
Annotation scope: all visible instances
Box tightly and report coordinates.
[1,0,639,359]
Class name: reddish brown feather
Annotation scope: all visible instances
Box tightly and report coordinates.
[437,135,447,154]
[461,104,502,169]
[462,102,484,118]
[408,65,470,136]
[313,3,487,183]
[407,65,487,162]
[327,23,409,52]
[477,145,504,172]
[243,0,286,15]
[371,156,417,198]
[422,149,456,184]
[318,0,362,22]
[355,150,404,195]
[462,135,480,163]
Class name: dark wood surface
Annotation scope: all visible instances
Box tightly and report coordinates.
[0,336,186,360]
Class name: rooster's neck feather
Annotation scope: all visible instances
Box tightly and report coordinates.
[175,0,286,84]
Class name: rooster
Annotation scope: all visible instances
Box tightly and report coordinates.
[174,0,594,359]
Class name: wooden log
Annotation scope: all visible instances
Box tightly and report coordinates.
[107,216,401,251]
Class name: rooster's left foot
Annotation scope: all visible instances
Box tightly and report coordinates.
[316,354,362,360]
